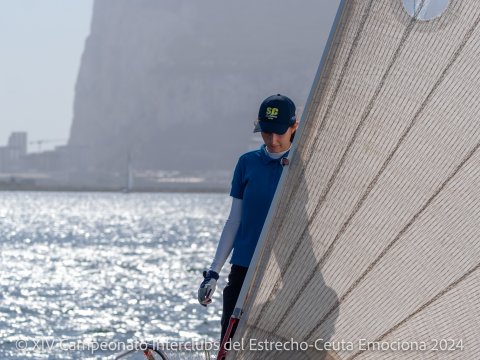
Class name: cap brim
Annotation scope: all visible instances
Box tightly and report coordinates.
[253,120,262,133]
[253,121,289,135]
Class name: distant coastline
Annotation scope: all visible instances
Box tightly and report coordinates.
[0,182,229,194]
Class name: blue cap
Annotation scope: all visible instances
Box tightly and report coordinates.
[254,94,296,135]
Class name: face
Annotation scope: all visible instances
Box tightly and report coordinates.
[261,122,298,153]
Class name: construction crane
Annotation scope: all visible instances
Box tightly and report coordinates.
[28,139,66,152]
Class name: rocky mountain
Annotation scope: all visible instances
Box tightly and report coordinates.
[69,0,337,175]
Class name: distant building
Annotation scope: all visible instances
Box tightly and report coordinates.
[24,150,59,172]
[8,132,27,156]
[0,147,10,172]
[0,131,27,172]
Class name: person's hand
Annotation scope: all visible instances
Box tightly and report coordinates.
[198,270,219,306]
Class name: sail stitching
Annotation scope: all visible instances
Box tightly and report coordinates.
[301,13,480,340]
[347,262,480,359]
[240,261,480,359]
[305,139,480,341]
[242,325,328,360]
[268,1,427,334]
[251,0,377,328]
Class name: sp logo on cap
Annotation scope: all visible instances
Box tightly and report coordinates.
[254,94,296,134]
[265,107,279,120]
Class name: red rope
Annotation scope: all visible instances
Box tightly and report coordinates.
[216,316,238,360]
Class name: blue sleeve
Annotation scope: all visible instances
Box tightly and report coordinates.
[230,156,245,199]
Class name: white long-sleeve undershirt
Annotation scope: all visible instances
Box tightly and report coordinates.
[208,145,290,273]
[209,197,242,273]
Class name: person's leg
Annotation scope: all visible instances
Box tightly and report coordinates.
[220,265,248,342]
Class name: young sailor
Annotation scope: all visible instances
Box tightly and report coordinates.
[197,94,299,343]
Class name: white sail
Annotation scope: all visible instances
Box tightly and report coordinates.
[231,0,480,359]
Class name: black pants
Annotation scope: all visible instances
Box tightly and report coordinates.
[220,264,248,342]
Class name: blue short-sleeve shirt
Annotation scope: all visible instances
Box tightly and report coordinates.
[229,145,289,267]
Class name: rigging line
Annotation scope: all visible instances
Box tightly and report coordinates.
[302,13,480,341]
[348,262,480,359]
[268,1,427,335]
[250,0,377,328]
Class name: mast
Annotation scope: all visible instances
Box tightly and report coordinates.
[123,148,133,193]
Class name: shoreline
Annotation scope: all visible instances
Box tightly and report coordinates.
[0,184,229,194]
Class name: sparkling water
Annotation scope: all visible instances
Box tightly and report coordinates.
[0,192,231,359]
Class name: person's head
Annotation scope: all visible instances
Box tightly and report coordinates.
[254,94,299,153]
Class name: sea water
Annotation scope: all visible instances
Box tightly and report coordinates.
[0,192,231,359]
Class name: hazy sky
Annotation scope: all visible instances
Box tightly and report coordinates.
[0,0,93,152]
[0,1,447,154]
